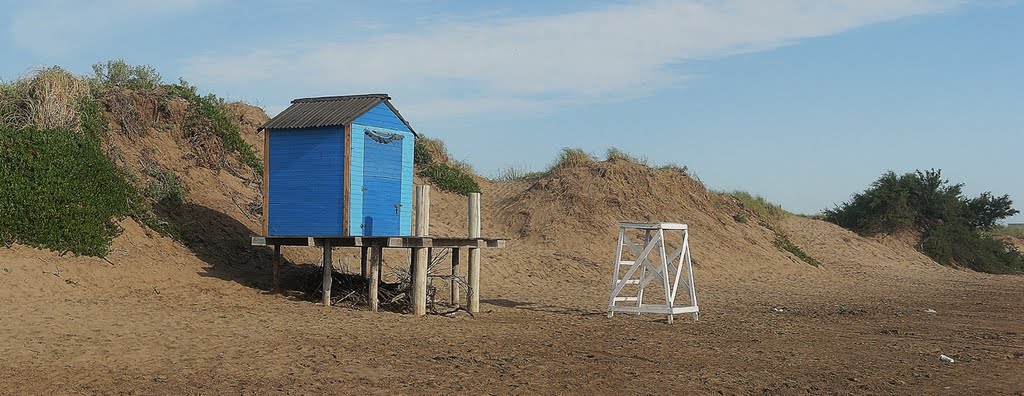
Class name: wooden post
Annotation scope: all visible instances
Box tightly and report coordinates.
[322,240,332,306]
[450,248,460,305]
[369,244,380,312]
[415,185,430,236]
[412,185,430,316]
[467,192,481,313]
[360,246,369,278]
[272,245,281,292]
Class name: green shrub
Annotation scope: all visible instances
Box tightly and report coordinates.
[0,125,138,256]
[721,190,787,228]
[420,163,480,195]
[416,135,446,159]
[90,59,162,91]
[495,165,544,182]
[826,169,1022,272]
[657,163,690,175]
[922,221,1024,273]
[166,81,262,176]
[138,212,185,242]
[993,225,1024,239]
[77,98,107,139]
[774,235,821,267]
[142,162,185,211]
[605,147,647,165]
[413,138,433,167]
[449,158,476,175]
[551,147,593,170]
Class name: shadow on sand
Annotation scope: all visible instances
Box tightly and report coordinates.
[482,298,603,316]
[160,202,314,293]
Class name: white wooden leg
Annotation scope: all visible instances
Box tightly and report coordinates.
[686,238,698,321]
[608,227,625,317]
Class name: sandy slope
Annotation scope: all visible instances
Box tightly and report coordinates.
[0,103,1022,394]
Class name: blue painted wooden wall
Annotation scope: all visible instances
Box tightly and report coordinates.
[267,126,345,236]
[350,102,414,236]
[359,127,404,236]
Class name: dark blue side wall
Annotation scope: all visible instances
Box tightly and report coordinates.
[267,126,345,236]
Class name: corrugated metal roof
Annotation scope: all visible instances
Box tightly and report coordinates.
[260,94,416,134]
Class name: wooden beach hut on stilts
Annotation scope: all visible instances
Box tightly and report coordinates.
[250,94,504,315]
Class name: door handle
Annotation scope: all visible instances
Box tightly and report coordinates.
[394,203,402,214]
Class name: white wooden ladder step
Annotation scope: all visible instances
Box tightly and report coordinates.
[613,296,639,302]
[618,260,635,266]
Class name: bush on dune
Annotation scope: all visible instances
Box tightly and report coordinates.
[825,169,1023,273]
[0,125,139,256]
[0,61,262,256]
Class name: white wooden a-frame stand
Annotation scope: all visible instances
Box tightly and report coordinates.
[608,222,698,324]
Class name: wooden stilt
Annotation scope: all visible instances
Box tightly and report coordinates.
[413,247,427,315]
[412,185,430,316]
[369,244,380,312]
[360,246,369,278]
[321,240,332,306]
[272,244,281,292]
[467,192,481,313]
[450,248,460,305]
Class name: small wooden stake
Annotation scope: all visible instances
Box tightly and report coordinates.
[467,192,481,313]
[272,245,281,292]
[450,248,460,305]
[369,245,380,312]
[412,185,430,316]
[322,240,332,306]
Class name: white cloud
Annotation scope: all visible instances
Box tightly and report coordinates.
[184,0,963,120]
[10,0,207,57]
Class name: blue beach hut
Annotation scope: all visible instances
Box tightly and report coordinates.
[259,94,416,237]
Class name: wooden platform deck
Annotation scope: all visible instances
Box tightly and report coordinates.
[252,236,506,249]
[252,234,506,315]
[254,188,503,316]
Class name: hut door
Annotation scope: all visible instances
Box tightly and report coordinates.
[361,129,405,236]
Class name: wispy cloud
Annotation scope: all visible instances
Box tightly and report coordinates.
[10,0,207,57]
[183,0,962,120]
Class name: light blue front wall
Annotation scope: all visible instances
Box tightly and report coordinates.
[267,126,345,236]
[350,122,414,236]
[353,102,412,133]
[349,102,414,236]
[400,131,413,236]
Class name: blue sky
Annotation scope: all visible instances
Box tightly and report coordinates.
[2,0,1021,222]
